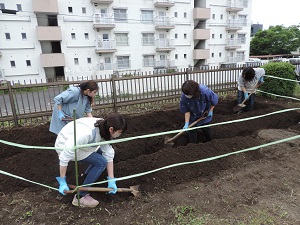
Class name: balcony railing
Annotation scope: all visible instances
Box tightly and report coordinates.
[95,39,117,52]
[154,16,175,29]
[227,19,247,29]
[155,60,175,68]
[93,13,115,29]
[99,63,113,71]
[154,0,175,8]
[155,39,175,50]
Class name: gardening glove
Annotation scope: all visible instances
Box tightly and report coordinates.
[183,122,189,129]
[58,110,65,121]
[56,176,69,195]
[244,92,249,100]
[107,176,117,194]
[208,111,213,117]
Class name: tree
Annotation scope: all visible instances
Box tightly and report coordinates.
[250,25,300,55]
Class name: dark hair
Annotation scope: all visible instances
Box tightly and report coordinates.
[94,113,127,141]
[78,80,99,106]
[242,67,256,82]
[181,80,200,98]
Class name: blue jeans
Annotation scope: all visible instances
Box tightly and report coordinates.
[79,147,107,197]
[237,90,255,111]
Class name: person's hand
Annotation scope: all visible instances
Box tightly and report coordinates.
[208,111,213,117]
[56,176,69,195]
[58,110,65,121]
[244,92,249,100]
[183,122,189,129]
[107,177,117,194]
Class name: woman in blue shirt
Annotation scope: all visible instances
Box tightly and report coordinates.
[49,80,99,135]
[180,80,218,143]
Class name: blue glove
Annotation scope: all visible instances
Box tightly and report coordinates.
[107,176,117,194]
[183,122,189,129]
[58,110,65,121]
[208,111,213,117]
[244,92,249,100]
[56,176,69,195]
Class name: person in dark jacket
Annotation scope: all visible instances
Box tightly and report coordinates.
[180,80,218,143]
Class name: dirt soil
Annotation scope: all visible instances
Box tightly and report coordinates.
[1,94,300,225]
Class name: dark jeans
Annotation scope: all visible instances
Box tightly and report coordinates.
[187,123,212,143]
[79,147,107,197]
[237,90,255,111]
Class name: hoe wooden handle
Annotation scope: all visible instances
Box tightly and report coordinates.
[166,115,208,143]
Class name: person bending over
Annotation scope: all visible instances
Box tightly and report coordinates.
[180,80,218,143]
[237,67,265,113]
[55,113,127,208]
[50,80,99,135]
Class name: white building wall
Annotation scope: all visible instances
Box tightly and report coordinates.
[203,0,252,67]
[0,0,252,83]
[0,0,45,83]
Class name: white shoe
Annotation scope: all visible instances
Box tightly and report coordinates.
[72,194,99,208]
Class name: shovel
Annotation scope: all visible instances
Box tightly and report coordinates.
[65,184,140,197]
[164,114,208,146]
[233,92,253,113]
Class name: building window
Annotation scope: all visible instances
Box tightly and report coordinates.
[26,60,31,66]
[174,12,177,18]
[141,10,153,23]
[84,33,89,40]
[16,4,22,11]
[212,34,215,39]
[143,55,155,67]
[117,56,130,69]
[184,54,187,59]
[10,61,16,67]
[82,7,86,14]
[5,33,11,40]
[220,34,222,39]
[68,7,73,13]
[87,58,92,64]
[142,33,154,45]
[71,33,76,40]
[219,52,222,57]
[74,58,79,65]
[116,33,129,46]
[0,3,5,9]
[175,33,178,39]
[114,8,127,22]
[184,12,187,18]
[184,34,187,39]
[212,14,215,20]
[211,53,214,58]
[21,33,27,40]
[175,54,178,60]
[220,14,223,20]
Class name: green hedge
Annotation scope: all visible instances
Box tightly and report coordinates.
[260,62,297,97]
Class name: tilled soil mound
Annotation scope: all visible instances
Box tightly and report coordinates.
[1,94,300,224]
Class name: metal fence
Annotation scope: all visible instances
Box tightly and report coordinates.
[0,67,243,128]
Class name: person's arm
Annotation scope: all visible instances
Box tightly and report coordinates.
[184,111,191,123]
[107,161,114,178]
[59,165,67,178]
[86,112,93,117]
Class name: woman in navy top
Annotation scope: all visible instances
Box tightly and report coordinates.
[180,80,218,143]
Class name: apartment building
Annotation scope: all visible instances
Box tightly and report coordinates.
[0,0,252,83]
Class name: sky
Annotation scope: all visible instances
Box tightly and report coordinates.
[251,0,300,29]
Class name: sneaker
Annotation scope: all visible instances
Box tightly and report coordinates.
[72,194,99,208]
